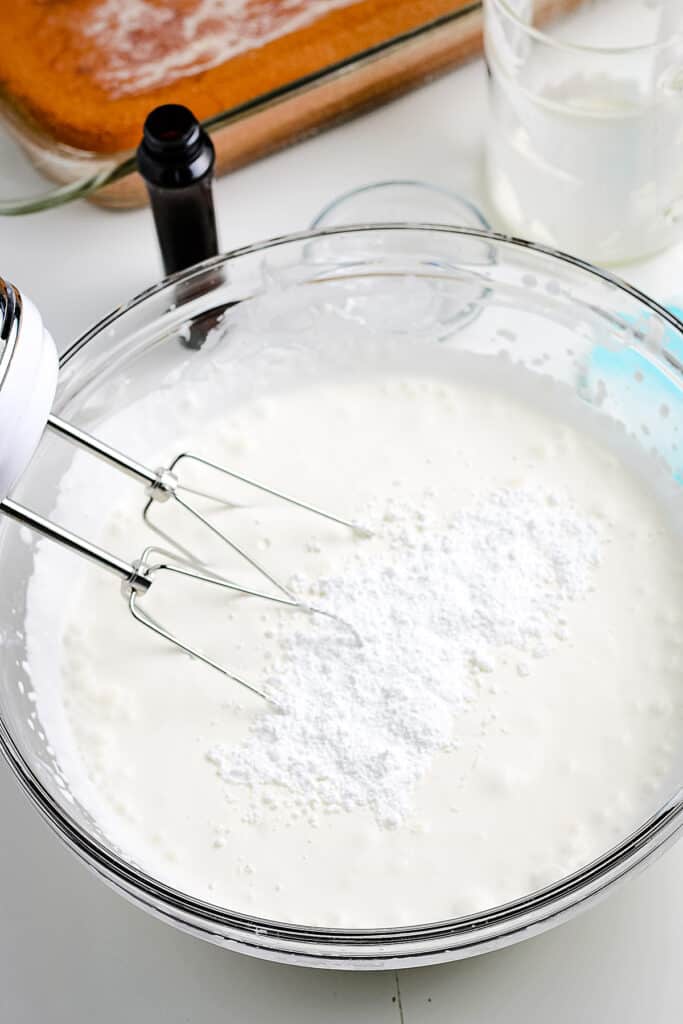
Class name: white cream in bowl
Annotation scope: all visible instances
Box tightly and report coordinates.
[25,338,683,928]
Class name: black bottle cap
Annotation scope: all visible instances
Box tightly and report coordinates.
[143,104,201,154]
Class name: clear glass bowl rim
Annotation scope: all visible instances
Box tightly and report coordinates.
[3,221,683,967]
[488,0,683,57]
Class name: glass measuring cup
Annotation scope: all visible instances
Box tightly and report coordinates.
[484,0,683,264]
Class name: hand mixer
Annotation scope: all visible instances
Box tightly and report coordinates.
[0,277,364,703]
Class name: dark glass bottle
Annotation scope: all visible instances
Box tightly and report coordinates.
[137,104,219,276]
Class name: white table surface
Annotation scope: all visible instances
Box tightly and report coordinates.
[2,58,683,1022]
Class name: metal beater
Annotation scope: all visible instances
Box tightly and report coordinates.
[0,278,365,703]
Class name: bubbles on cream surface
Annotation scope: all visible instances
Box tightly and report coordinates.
[23,340,683,928]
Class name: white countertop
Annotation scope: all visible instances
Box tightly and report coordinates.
[2,58,683,1022]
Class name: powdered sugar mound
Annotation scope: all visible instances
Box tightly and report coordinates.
[207,488,602,827]
[84,0,356,96]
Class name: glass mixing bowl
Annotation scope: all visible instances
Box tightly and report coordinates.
[2,225,683,969]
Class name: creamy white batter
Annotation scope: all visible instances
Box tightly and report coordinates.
[26,353,683,928]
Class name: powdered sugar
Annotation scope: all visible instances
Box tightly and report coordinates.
[207,487,602,828]
[84,0,356,96]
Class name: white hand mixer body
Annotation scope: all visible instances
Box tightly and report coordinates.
[0,278,365,703]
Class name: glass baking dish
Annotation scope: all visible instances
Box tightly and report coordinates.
[0,3,483,216]
[2,224,683,969]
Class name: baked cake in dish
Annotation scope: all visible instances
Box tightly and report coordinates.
[1,0,473,154]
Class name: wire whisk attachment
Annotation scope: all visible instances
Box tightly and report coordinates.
[0,277,369,704]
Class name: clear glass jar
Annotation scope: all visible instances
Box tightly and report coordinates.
[485,0,683,264]
[2,225,683,968]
